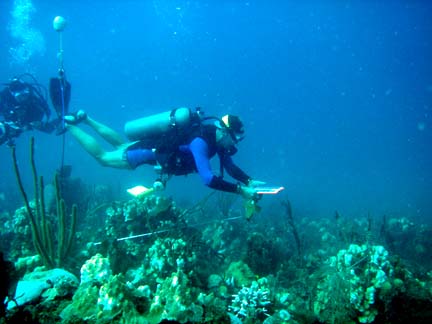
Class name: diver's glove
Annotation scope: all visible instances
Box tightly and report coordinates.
[247,179,266,187]
[237,184,259,200]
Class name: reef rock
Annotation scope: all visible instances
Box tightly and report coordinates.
[7,268,78,309]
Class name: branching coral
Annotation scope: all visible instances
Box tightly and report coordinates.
[229,279,272,320]
[11,137,76,269]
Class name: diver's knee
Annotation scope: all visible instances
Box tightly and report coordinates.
[97,157,111,167]
[97,154,127,169]
[92,153,108,167]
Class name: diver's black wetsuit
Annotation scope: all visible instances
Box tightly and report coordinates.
[0,79,57,145]
[126,124,251,193]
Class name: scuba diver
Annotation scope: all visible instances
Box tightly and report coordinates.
[0,74,70,146]
[64,108,264,199]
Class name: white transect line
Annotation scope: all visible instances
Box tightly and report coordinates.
[92,215,243,246]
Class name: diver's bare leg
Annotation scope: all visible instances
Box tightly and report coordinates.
[83,116,125,148]
[67,125,130,169]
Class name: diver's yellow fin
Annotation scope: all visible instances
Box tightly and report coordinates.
[244,198,261,221]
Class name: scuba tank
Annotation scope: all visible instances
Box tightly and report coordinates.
[124,107,198,141]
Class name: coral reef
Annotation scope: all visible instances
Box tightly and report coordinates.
[225,260,256,288]
[229,278,272,320]
[80,253,112,285]
[313,244,395,323]
[2,190,432,323]
[7,268,78,310]
[149,270,204,322]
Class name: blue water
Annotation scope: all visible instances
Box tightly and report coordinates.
[0,1,431,222]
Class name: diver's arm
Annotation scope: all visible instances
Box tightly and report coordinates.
[220,154,261,199]
[221,154,251,185]
[35,118,59,134]
[189,137,239,193]
[0,121,22,145]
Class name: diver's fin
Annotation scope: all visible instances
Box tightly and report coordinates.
[244,198,261,221]
[49,77,71,117]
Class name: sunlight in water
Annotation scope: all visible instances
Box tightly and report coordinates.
[8,0,45,66]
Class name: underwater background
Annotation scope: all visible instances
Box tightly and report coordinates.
[0,1,432,323]
[0,0,431,221]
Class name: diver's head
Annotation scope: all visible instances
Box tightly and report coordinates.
[215,114,245,155]
[221,114,245,142]
[9,78,30,104]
